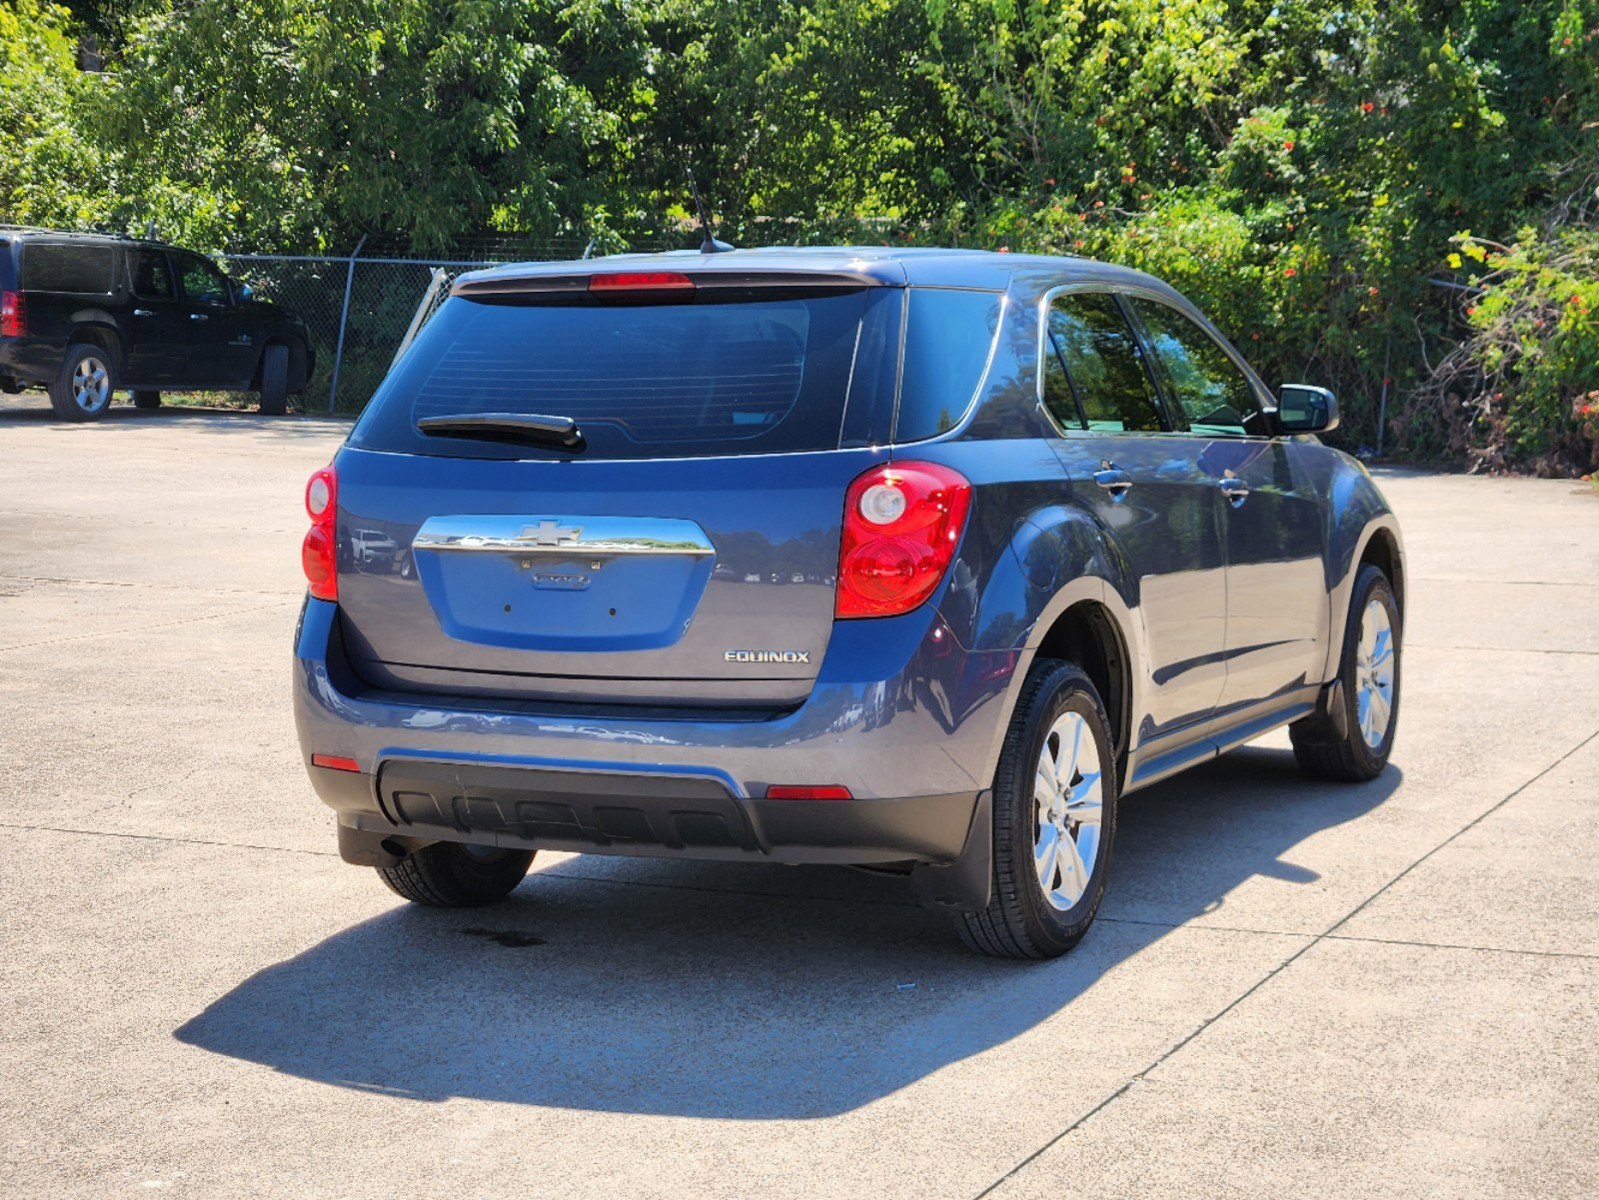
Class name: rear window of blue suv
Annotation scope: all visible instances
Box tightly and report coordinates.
[349,285,1003,460]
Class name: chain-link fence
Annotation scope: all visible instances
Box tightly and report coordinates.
[219,252,520,414]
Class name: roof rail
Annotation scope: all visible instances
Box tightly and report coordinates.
[0,224,139,241]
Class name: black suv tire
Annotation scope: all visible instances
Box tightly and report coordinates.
[49,343,117,421]
[1290,564,1401,781]
[258,343,289,415]
[377,842,535,907]
[960,658,1118,959]
[132,389,162,409]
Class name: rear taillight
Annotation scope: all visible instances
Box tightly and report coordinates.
[302,466,337,600]
[0,291,22,338]
[836,461,972,619]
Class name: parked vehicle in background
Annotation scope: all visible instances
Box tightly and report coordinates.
[0,227,314,420]
[292,247,1404,959]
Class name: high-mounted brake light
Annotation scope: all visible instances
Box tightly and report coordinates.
[0,291,23,338]
[764,785,854,801]
[302,465,338,601]
[836,461,972,619]
[588,271,695,300]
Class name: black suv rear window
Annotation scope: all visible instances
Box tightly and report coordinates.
[351,289,893,461]
[22,243,115,295]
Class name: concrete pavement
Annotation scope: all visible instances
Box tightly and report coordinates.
[1,394,1595,1198]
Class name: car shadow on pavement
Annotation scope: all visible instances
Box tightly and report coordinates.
[175,746,1400,1119]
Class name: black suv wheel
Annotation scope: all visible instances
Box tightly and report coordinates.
[49,343,117,421]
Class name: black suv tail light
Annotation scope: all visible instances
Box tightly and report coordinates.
[0,291,23,338]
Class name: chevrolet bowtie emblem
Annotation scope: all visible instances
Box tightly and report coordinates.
[519,520,583,546]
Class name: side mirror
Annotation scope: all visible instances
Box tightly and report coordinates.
[1277,384,1339,434]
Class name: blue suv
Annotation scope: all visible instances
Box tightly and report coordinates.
[293,248,1404,958]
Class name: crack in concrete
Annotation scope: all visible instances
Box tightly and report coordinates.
[971,722,1599,1199]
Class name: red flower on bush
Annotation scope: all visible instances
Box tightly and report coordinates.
[1283,267,1297,277]
[1361,101,1375,113]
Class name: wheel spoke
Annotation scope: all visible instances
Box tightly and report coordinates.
[1065,770,1102,824]
[1055,831,1090,904]
[1034,822,1061,892]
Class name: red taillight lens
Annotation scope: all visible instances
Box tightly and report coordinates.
[302,466,337,600]
[588,271,695,301]
[836,461,972,618]
[764,785,854,800]
[0,291,23,338]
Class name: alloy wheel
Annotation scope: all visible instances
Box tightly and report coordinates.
[1033,710,1104,910]
[1355,598,1396,748]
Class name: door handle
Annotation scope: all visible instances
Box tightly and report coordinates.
[1093,462,1134,500]
[189,313,209,322]
[132,308,154,318]
[1219,476,1251,508]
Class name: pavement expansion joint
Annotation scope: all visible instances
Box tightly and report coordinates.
[970,721,1599,1199]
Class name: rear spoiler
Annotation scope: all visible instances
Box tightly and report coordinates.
[452,265,906,301]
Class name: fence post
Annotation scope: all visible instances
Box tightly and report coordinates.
[326,234,368,414]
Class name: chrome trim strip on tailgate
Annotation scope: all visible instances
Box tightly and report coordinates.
[412,515,716,557]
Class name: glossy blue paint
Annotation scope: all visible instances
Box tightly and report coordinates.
[293,245,1403,876]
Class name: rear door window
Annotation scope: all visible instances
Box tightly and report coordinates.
[22,243,115,295]
[352,289,884,461]
[128,250,176,300]
[1044,292,1166,433]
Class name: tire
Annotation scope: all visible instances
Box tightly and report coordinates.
[131,389,162,409]
[48,343,117,421]
[959,659,1119,959]
[258,343,289,415]
[1290,564,1401,782]
[377,842,534,907]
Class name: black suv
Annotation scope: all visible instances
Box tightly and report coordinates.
[0,228,314,420]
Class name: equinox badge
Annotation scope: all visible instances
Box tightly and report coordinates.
[725,650,812,664]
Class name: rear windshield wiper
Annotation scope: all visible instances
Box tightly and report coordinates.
[417,412,585,451]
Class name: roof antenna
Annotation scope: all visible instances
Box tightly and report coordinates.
[688,170,733,254]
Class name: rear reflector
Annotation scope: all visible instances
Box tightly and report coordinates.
[764,785,854,801]
[311,754,361,772]
[0,291,22,338]
[588,271,695,298]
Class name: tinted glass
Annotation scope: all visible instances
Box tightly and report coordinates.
[129,250,175,300]
[1046,292,1164,433]
[178,254,230,305]
[23,243,115,294]
[895,289,1004,441]
[1128,298,1258,435]
[351,290,876,461]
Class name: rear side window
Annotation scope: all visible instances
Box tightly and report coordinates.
[352,289,880,461]
[22,243,115,295]
[894,289,1004,441]
[1044,292,1165,433]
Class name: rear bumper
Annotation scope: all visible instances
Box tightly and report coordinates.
[294,597,1017,870]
